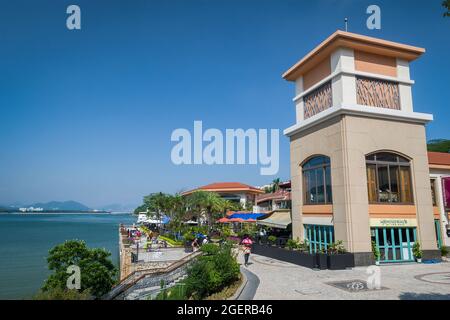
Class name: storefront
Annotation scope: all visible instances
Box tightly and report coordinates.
[370,218,417,263]
[304,224,334,254]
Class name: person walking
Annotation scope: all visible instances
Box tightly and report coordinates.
[241,235,253,267]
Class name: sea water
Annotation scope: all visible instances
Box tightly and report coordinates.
[0,213,135,299]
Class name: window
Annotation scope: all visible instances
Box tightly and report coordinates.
[302,156,332,204]
[366,152,413,203]
[431,179,437,206]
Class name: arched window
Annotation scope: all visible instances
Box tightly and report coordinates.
[366,152,413,203]
[302,156,332,204]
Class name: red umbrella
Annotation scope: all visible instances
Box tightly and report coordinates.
[229,218,244,222]
[217,217,230,223]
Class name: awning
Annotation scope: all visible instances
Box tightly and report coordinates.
[256,210,291,229]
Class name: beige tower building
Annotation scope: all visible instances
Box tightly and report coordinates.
[283,31,440,265]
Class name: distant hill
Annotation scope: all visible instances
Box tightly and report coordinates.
[99,203,135,213]
[428,139,450,153]
[28,201,91,211]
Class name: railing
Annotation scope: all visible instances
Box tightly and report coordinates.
[356,76,400,110]
[303,81,332,119]
[104,249,202,300]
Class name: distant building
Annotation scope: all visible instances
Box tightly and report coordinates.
[181,182,264,208]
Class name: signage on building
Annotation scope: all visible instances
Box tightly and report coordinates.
[370,218,417,227]
[443,177,450,210]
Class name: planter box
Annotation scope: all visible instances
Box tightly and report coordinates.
[252,244,316,268]
[327,253,355,270]
[184,241,193,253]
[315,253,328,270]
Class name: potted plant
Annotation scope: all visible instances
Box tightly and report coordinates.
[286,238,299,250]
[413,241,423,263]
[315,247,328,270]
[326,240,355,270]
[183,232,195,253]
[267,235,277,246]
[371,241,381,265]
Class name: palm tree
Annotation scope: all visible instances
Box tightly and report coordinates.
[143,192,168,222]
[186,191,227,229]
[271,178,281,193]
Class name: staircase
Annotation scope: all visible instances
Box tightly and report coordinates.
[103,250,201,300]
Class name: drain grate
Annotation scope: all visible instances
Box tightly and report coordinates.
[326,280,387,293]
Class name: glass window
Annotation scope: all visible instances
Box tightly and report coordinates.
[431,179,437,206]
[366,152,413,204]
[302,156,332,205]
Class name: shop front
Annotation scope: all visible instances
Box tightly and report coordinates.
[370,218,417,263]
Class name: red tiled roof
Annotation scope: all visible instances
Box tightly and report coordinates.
[256,190,291,204]
[182,182,264,195]
[428,152,450,166]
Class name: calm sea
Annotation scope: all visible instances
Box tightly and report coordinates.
[0,213,135,299]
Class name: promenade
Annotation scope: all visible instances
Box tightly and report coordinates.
[239,253,450,300]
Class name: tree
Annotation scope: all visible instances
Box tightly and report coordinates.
[143,192,169,221]
[427,139,450,153]
[186,191,228,228]
[271,178,281,193]
[443,0,450,17]
[133,203,148,215]
[42,240,116,299]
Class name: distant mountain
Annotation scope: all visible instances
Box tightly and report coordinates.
[28,201,91,211]
[428,139,450,153]
[99,203,135,213]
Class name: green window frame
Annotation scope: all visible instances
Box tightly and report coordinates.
[304,224,334,253]
[371,227,416,263]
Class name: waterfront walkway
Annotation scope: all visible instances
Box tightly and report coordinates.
[239,253,450,300]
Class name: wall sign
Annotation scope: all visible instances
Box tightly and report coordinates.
[370,218,417,227]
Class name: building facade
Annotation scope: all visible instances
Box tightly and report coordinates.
[181,182,263,209]
[429,152,450,247]
[283,31,441,265]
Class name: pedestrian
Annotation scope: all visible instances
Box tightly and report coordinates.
[241,235,253,267]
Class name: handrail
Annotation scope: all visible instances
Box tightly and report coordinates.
[104,250,202,300]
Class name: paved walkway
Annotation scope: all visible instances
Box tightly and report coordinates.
[238,253,450,300]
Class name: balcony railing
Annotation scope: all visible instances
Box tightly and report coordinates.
[356,76,400,110]
[303,81,332,119]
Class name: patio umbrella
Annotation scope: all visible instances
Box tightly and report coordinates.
[229,218,244,222]
[217,217,230,223]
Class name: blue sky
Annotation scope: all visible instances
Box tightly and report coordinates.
[0,0,448,208]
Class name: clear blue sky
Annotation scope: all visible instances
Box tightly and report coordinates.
[0,0,448,208]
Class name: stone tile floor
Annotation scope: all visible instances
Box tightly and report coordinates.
[240,253,450,300]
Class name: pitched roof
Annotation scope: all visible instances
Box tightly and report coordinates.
[428,151,450,167]
[182,182,264,195]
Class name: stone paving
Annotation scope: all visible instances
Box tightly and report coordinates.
[240,253,450,300]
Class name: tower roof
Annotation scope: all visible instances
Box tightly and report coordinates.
[283,30,425,81]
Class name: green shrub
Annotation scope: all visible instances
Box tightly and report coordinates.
[286,239,298,250]
[441,246,449,257]
[183,232,195,242]
[328,240,347,254]
[201,243,220,255]
[371,241,381,261]
[33,288,91,300]
[185,243,240,300]
[413,241,422,259]
[267,235,277,245]
[159,235,183,246]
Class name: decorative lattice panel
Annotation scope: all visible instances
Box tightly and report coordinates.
[303,82,332,119]
[356,77,400,110]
